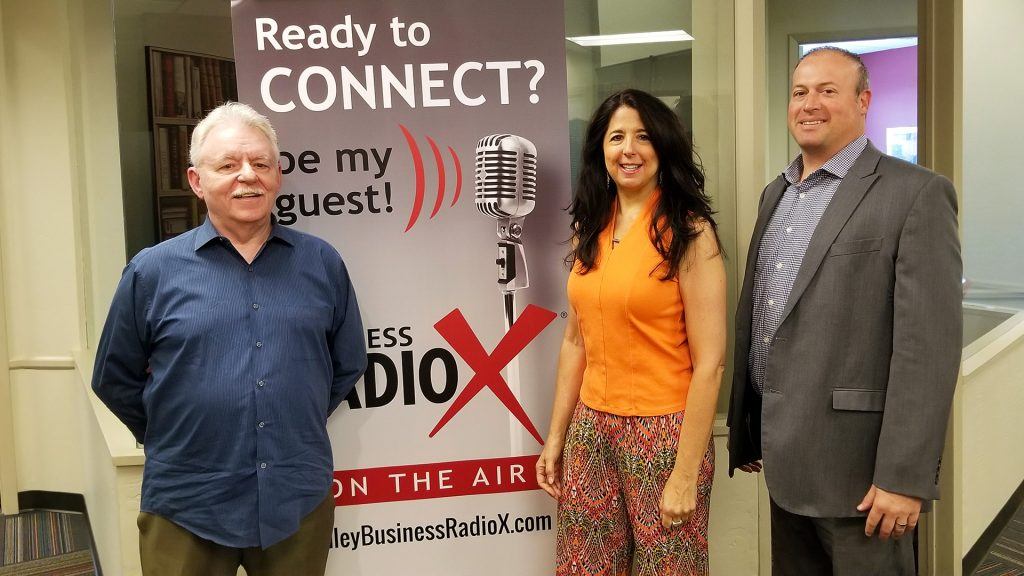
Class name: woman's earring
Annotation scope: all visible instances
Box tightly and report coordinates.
[658,171,663,186]
[606,173,612,189]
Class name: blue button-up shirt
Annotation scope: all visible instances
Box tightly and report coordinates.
[92,218,367,548]
[750,136,867,393]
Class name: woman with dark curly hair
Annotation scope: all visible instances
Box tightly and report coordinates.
[536,89,726,575]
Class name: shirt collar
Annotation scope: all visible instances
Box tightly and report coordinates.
[268,218,297,246]
[784,135,869,185]
[193,217,222,251]
[193,216,296,252]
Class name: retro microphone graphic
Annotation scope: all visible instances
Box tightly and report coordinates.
[475,133,537,455]
[475,134,537,327]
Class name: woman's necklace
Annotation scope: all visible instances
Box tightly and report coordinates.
[611,198,622,249]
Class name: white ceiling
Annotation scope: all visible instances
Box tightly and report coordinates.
[800,37,918,56]
[596,0,691,67]
[118,0,229,18]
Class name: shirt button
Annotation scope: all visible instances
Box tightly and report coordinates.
[786,227,793,234]
[776,262,784,270]
[799,193,806,199]
[768,299,775,306]
[260,462,267,470]
[258,421,265,428]
[248,266,254,272]
[252,303,260,310]
[256,341,263,348]
[257,379,266,387]
[763,336,771,343]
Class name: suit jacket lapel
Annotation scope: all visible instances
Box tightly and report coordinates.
[777,144,883,327]
[741,176,787,306]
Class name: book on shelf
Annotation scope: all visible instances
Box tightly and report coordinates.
[167,126,180,190]
[148,47,235,239]
[150,50,163,117]
[173,55,187,117]
[207,57,218,110]
[161,197,192,235]
[213,59,224,108]
[200,57,212,113]
[226,61,237,101]
[157,127,171,192]
[161,53,175,117]
[177,125,189,188]
[162,217,191,235]
[191,59,201,118]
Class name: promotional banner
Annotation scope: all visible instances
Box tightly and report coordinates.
[231,1,571,573]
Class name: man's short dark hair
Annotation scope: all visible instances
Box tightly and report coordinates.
[800,46,871,94]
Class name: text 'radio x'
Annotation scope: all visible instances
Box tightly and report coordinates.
[429,305,557,444]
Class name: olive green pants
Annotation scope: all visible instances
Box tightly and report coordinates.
[138,494,334,576]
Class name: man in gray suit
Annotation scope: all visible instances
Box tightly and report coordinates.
[727,47,962,574]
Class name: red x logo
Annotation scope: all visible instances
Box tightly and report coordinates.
[429,305,557,444]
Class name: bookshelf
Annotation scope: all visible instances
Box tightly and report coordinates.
[145,46,237,241]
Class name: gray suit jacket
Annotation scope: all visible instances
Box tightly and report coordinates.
[727,142,962,518]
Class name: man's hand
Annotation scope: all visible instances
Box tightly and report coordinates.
[738,460,762,473]
[857,484,922,540]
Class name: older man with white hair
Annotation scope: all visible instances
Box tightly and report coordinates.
[93,102,366,575]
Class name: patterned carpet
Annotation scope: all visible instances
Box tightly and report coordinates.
[972,503,1024,576]
[0,510,95,575]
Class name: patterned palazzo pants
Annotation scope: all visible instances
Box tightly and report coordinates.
[556,402,715,576]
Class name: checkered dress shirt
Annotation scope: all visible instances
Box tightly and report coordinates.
[749,136,868,394]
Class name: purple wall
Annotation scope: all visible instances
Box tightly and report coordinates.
[861,46,917,153]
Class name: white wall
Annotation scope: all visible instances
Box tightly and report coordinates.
[0,0,82,360]
[72,362,125,576]
[961,0,1024,290]
[960,310,1024,555]
[0,0,86,497]
[0,0,128,572]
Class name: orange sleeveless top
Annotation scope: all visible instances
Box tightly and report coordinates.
[567,193,692,416]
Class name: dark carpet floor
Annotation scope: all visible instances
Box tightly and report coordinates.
[0,510,96,575]
[972,502,1024,576]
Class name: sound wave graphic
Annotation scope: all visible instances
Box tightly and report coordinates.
[399,124,464,232]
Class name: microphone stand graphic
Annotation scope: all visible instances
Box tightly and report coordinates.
[497,218,527,456]
[497,219,529,328]
[475,134,537,455]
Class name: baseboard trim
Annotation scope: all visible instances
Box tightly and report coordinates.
[963,477,1024,574]
[17,490,87,514]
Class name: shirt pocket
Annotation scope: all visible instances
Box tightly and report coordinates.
[827,237,883,257]
[832,388,886,412]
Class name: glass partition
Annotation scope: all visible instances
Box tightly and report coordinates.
[961,1,1024,314]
